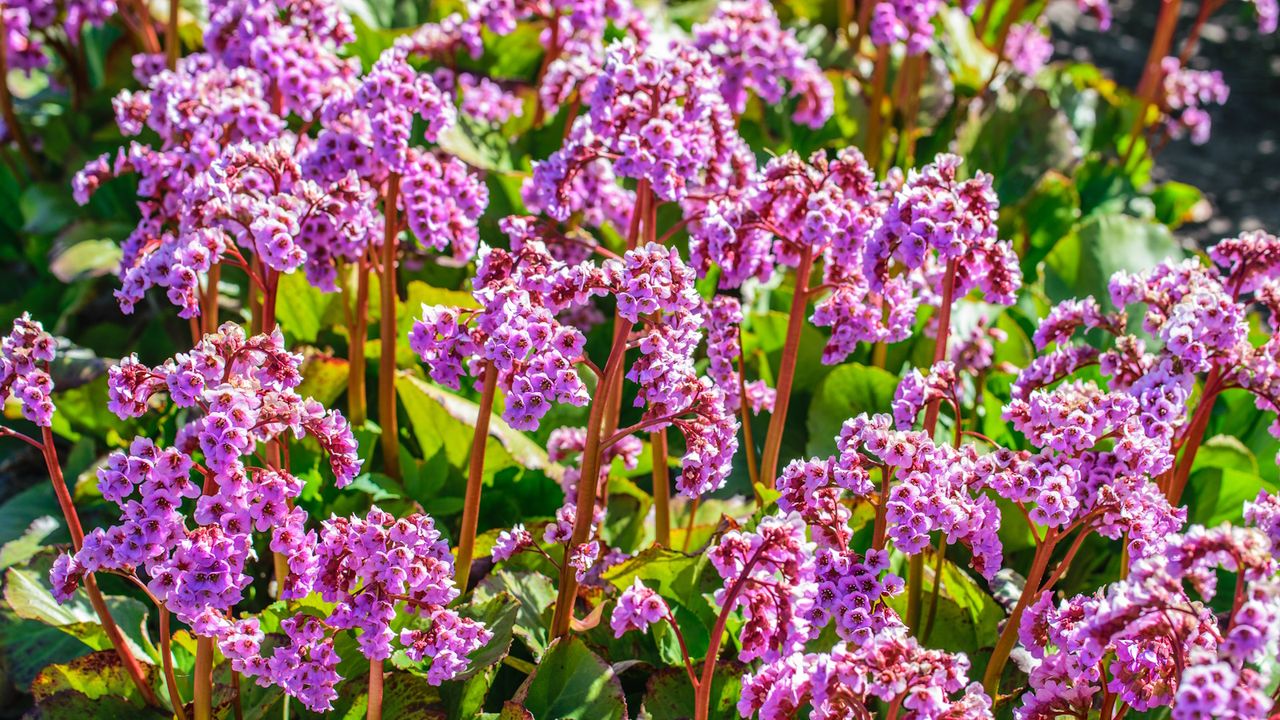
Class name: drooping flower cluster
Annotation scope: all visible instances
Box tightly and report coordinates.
[706,513,818,662]
[527,39,751,219]
[205,0,359,119]
[740,626,993,720]
[870,0,944,55]
[1159,56,1229,145]
[1,0,116,75]
[1038,232,1280,468]
[706,296,776,414]
[1245,490,1280,555]
[54,325,361,619]
[411,229,738,497]
[0,313,56,427]
[1018,525,1280,720]
[610,577,673,636]
[865,153,1021,309]
[690,0,833,128]
[306,508,492,677]
[693,151,1019,367]
[1006,22,1054,76]
[73,0,489,315]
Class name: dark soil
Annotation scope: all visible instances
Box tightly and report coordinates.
[1046,0,1280,246]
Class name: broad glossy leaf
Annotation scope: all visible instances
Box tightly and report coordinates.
[474,570,555,659]
[275,270,339,344]
[641,662,744,720]
[48,238,124,283]
[0,516,59,570]
[806,363,898,458]
[31,650,158,704]
[1043,213,1182,309]
[4,563,154,662]
[512,636,626,720]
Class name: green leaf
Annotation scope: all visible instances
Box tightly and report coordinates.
[886,553,1002,660]
[20,183,79,236]
[1043,213,1182,309]
[1005,171,1081,281]
[0,516,59,570]
[397,374,561,480]
[956,88,1081,207]
[4,563,154,663]
[1151,181,1204,230]
[603,475,653,554]
[936,7,997,92]
[275,270,338,344]
[343,15,412,70]
[641,663,744,720]
[602,547,719,657]
[48,375,134,443]
[1186,467,1276,527]
[0,485,64,546]
[297,351,350,407]
[49,238,124,283]
[473,570,556,659]
[31,650,157,704]
[806,363,899,458]
[512,636,627,720]
[1191,435,1258,476]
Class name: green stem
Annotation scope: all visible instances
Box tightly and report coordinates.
[652,428,671,546]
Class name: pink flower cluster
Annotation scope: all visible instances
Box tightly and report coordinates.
[1018,525,1279,720]
[527,40,751,219]
[691,0,833,128]
[741,626,992,720]
[73,0,490,316]
[309,508,492,676]
[871,0,944,55]
[411,232,739,497]
[707,296,776,415]
[0,314,56,427]
[2,0,115,75]
[1159,57,1230,145]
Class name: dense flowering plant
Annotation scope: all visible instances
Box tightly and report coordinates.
[6,0,1280,718]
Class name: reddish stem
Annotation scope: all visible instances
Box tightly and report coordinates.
[367,658,384,720]
[193,637,213,720]
[455,361,498,588]
[549,319,631,638]
[1124,0,1183,168]
[864,46,891,172]
[380,174,402,481]
[693,545,768,720]
[203,264,221,334]
[165,0,180,69]
[982,528,1059,695]
[41,427,158,706]
[159,608,188,720]
[1167,366,1222,505]
[758,247,817,488]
